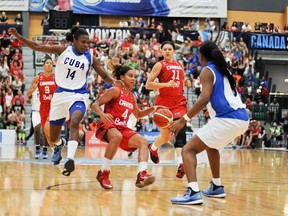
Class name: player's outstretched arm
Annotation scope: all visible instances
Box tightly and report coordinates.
[8,27,64,55]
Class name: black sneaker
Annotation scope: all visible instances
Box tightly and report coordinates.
[62,158,75,176]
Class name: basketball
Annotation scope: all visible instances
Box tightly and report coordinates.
[153,107,173,128]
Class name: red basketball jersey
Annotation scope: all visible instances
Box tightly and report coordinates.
[38,73,57,104]
[155,60,187,119]
[104,85,136,127]
[158,60,185,97]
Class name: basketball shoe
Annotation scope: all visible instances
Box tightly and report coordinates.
[35,148,41,159]
[42,147,48,159]
[135,170,155,188]
[62,158,75,176]
[171,187,203,205]
[51,138,66,165]
[176,163,185,179]
[148,144,159,164]
[96,170,113,189]
[202,181,226,198]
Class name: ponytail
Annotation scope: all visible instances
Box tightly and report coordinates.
[200,41,237,95]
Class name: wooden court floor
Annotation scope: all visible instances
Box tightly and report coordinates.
[0,144,288,216]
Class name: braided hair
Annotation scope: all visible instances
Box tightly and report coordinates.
[199,41,237,95]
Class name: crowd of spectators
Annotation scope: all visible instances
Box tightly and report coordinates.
[0,26,26,143]
[0,11,287,147]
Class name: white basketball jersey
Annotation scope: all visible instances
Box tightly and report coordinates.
[55,46,92,91]
[31,88,40,111]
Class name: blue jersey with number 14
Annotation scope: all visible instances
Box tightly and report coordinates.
[55,45,92,93]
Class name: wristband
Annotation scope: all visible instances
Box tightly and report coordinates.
[183,114,191,122]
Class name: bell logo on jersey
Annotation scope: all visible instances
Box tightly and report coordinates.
[43,94,52,101]
[64,57,85,70]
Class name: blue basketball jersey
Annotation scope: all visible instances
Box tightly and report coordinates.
[55,45,92,93]
[205,62,248,121]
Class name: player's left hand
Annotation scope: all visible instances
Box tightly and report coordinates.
[169,118,186,135]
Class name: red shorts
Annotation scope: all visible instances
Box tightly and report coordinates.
[155,95,187,119]
[39,103,50,128]
[96,121,137,152]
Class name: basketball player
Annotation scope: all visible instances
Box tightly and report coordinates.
[146,41,191,179]
[8,26,115,177]
[91,64,160,189]
[170,41,249,205]
[26,59,57,152]
[26,88,46,159]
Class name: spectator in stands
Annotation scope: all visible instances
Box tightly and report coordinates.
[241,22,251,32]
[191,19,199,31]
[0,59,9,77]
[11,98,25,122]
[274,25,281,33]
[265,23,273,33]
[137,17,146,28]
[14,13,23,25]
[11,76,22,95]
[149,18,156,28]
[156,22,164,43]
[245,72,255,85]
[41,14,50,35]
[88,118,98,131]
[128,17,135,27]
[12,89,25,105]
[243,64,254,76]
[259,76,268,89]
[246,120,261,148]
[119,19,128,27]
[168,20,180,42]
[268,98,279,124]
[244,81,253,100]
[233,70,242,85]
[284,24,288,33]
[230,21,238,32]
[220,22,228,31]
[268,121,283,147]
[0,30,11,48]
[244,97,253,110]
[0,12,8,24]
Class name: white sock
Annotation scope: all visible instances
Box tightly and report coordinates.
[177,156,183,165]
[212,178,221,186]
[188,182,200,192]
[138,161,148,172]
[66,140,78,159]
[101,157,112,171]
[151,143,158,151]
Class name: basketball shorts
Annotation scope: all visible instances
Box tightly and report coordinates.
[31,110,41,128]
[96,122,138,152]
[49,92,90,121]
[196,117,249,149]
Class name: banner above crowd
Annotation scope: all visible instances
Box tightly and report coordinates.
[217,31,288,51]
[0,0,28,11]
[28,0,227,18]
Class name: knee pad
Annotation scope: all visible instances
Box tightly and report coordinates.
[174,124,187,148]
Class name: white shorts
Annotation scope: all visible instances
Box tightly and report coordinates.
[49,92,90,121]
[196,117,249,150]
[31,111,41,128]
